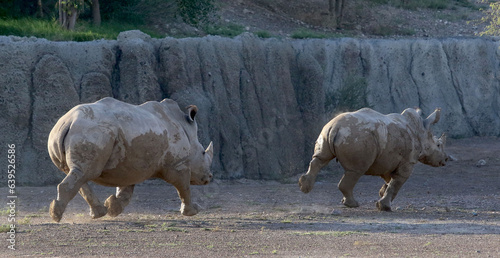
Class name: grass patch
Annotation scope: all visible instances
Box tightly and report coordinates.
[0,207,10,216]
[292,231,364,237]
[254,30,272,38]
[203,23,245,37]
[161,222,188,232]
[326,74,370,113]
[0,18,162,41]
[291,28,329,39]
[18,217,31,225]
[0,224,10,233]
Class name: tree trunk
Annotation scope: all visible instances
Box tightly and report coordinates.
[92,0,101,26]
[328,0,337,28]
[59,0,64,26]
[59,0,79,30]
[68,6,78,30]
[38,0,43,18]
[335,0,344,28]
[327,0,344,29]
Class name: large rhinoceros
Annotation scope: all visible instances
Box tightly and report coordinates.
[299,107,448,211]
[48,97,214,222]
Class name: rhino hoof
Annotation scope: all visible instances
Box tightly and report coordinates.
[298,175,314,193]
[90,205,108,219]
[376,201,392,212]
[341,197,360,208]
[104,195,123,217]
[181,203,199,216]
[50,200,63,223]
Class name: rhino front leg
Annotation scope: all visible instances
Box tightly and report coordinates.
[104,185,135,217]
[178,188,200,216]
[79,183,107,219]
[376,173,409,211]
[165,170,199,216]
[338,170,362,208]
[50,168,89,222]
[299,157,331,193]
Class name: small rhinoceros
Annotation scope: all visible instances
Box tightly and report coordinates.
[48,97,214,222]
[299,107,448,211]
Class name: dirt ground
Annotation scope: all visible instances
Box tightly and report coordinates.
[217,0,486,38]
[4,137,500,257]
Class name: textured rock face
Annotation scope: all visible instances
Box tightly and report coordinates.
[1,32,499,185]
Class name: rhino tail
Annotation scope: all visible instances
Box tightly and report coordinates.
[48,120,72,171]
[328,127,339,159]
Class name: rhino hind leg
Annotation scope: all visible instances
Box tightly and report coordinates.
[50,168,89,222]
[379,175,391,198]
[299,157,332,193]
[104,185,135,217]
[379,184,388,198]
[79,183,107,219]
[376,174,409,211]
[338,170,362,208]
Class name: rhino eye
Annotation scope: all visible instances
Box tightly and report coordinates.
[202,151,206,155]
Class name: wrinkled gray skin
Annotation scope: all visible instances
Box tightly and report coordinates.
[299,108,448,211]
[48,97,214,222]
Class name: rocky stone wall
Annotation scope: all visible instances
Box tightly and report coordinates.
[1,31,499,185]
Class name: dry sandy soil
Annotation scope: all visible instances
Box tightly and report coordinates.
[3,137,500,257]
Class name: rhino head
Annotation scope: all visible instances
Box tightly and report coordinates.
[416,108,448,167]
[189,141,214,185]
[185,105,214,185]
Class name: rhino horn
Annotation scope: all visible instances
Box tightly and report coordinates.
[424,108,441,130]
[205,141,214,160]
[416,108,422,116]
[440,133,447,145]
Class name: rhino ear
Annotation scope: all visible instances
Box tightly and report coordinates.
[186,105,198,123]
[424,108,441,130]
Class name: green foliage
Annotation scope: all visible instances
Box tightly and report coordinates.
[203,23,245,37]
[478,1,500,36]
[97,0,177,24]
[99,0,142,21]
[291,28,329,39]
[58,0,86,14]
[455,0,477,9]
[176,0,216,26]
[0,224,10,233]
[336,75,369,111]
[255,30,272,38]
[0,0,39,18]
[326,74,370,113]
[0,18,161,41]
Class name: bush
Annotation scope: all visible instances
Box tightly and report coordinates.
[255,30,272,38]
[204,23,244,37]
[291,28,328,39]
[478,1,500,36]
[326,74,370,113]
[176,0,216,26]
